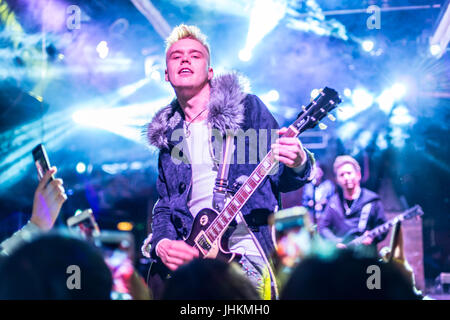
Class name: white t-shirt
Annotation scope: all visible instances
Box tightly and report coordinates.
[184,120,261,256]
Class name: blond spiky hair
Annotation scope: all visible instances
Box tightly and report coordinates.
[165,24,211,65]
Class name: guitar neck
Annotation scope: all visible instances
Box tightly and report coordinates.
[204,126,299,242]
[349,206,420,246]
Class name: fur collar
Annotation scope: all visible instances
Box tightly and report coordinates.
[146,73,247,149]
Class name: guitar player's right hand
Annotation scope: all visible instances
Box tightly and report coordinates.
[156,239,199,271]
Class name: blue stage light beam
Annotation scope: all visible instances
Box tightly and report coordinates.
[72,98,171,144]
[239,0,287,61]
[0,121,76,189]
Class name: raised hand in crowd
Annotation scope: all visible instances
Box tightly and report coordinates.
[30,166,67,231]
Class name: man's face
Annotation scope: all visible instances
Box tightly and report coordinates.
[335,163,361,191]
[165,38,213,91]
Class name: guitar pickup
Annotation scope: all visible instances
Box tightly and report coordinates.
[196,234,212,251]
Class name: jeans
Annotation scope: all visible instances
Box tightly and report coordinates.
[238,254,272,299]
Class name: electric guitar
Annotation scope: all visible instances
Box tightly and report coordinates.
[147,87,341,296]
[345,205,424,247]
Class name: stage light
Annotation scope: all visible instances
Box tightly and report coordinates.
[357,130,372,148]
[239,48,252,62]
[117,78,150,97]
[117,221,134,231]
[390,105,415,126]
[150,70,161,81]
[392,83,407,99]
[337,121,358,141]
[96,41,109,59]
[377,83,407,114]
[240,0,286,62]
[130,161,143,170]
[377,89,395,114]
[390,127,408,148]
[352,88,373,110]
[76,162,86,174]
[310,89,320,99]
[267,90,279,102]
[429,44,442,56]
[376,133,388,150]
[362,40,374,52]
[343,88,352,97]
[260,90,280,106]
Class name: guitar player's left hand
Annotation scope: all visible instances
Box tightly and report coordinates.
[362,231,374,246]
[271,127,307,168]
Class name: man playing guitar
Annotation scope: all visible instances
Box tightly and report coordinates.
[318,155,388,257]
[145,24,314,299]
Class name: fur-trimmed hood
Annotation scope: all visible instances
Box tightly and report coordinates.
[146,73,248,149]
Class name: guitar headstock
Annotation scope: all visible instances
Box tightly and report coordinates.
[293,87,341,134]
[404,205,424,219]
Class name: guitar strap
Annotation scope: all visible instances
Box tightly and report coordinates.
[357,203,372,232]
[212,134,234,212]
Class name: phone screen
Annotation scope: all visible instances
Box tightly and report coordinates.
[32,143,54,181]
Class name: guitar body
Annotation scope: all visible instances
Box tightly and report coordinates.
[147,208,242,299]
[185,208,242,262]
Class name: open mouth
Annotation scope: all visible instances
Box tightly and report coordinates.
[178,68,193,74]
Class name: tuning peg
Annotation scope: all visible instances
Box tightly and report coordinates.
[302,105,307,112]
[327,114,336,121]
[319,123,327,130]
[337,107,343,113]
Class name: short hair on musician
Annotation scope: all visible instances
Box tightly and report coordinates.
[333,155,361,175]
[165,24,211,65]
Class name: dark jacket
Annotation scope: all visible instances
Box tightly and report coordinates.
[145,73,313,296]
[318,188,388,248]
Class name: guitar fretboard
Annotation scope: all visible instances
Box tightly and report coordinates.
[205,126,299,242]
[349,205,421,246]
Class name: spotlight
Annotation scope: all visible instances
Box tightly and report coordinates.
[362,40,374,52]
[376,133,388,150]
[117,221,134,231]
[391,83,407,99]
[377,83,407,114]
[343,88,352,97]
[76,162,86,174]
[96,41,109,59]
[352,88,373,110]
[267,90,279,102]
[240,0,286,62]
[390,105,415,126]
[150,70,161,81]
[429,44,441,56]
[239,48,252,62]
[377,89,395,114]
[357,130,372,148]
[310,89,320,99]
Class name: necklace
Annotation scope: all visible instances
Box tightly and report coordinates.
[343,199,352,215]
[184,109,207,138]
